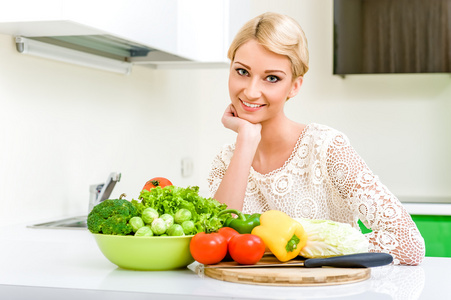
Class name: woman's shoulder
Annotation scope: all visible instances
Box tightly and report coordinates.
[219,142,236,152]
[302,123,353,153]
[213,143,236,165]
[305,123,348,139]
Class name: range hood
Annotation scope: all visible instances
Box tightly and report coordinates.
[19,34,192,62]
[14,34,192,74]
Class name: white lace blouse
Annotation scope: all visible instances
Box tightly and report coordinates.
[207,123,425,265]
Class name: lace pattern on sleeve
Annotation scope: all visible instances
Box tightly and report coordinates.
[207,144,233,199]
[324,132,425,265]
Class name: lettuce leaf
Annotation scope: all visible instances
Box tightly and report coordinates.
[132,186,228,234]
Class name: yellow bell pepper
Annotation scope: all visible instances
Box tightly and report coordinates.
[251,210,308,262]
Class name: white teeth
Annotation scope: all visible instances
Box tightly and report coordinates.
[242,101,263,108]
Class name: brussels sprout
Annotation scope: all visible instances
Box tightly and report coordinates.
[167,224,185,236]
[151,218,167,235]
[129,216,145,232]
[181,220,195,235]
[135,225,153,237]
[174,208,192,224]
[142,207,159,224]
[160,213,174,228]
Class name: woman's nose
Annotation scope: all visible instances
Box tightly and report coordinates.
[243,78,262,100]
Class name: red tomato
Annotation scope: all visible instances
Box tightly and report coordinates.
[218,227,239,243]
[189,232,227,265]
[217,227,240,261]
[228,234,265,265]
[142,177,173,191]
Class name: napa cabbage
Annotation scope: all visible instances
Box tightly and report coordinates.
[294,218,369,259]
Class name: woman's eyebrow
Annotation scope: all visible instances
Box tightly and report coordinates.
[265,69,286,75]
[233,61,287,75]
[234,61,251,69]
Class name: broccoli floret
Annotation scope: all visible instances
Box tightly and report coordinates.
[87,199,138,235]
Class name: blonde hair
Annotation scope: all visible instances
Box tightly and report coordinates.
[228,12,309,78]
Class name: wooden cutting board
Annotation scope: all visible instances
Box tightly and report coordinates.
[203,255,373,286]
[204,265,371,287]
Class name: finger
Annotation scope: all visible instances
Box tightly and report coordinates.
[223,104,234,117]
[230,104,238,117]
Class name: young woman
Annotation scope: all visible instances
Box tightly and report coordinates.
[207,12,425,265]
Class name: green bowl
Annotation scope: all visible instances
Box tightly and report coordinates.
[92,234,195,271]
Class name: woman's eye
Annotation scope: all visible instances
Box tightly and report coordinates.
[266,75,280,83]
[236,68,249,76]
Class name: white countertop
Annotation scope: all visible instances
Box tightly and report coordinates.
[0,224,449,300]
[403,202,451,215]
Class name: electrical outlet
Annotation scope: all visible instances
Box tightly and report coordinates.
[181,157,194,177]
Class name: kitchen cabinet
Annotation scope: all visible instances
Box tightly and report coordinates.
[358,215,451,258]
[0,0,250,65]
[411,215,451,257]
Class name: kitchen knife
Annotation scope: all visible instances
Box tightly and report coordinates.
[303,252,393,268]
[205,252,393,269]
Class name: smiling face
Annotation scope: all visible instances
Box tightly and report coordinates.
[228,39,302,125]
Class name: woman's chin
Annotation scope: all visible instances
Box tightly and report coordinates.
[239,115,261,124]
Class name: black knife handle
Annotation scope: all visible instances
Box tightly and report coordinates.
[304,252,393,268]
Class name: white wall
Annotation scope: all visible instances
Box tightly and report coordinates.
[0,33,205,225]
[1,0,450,226]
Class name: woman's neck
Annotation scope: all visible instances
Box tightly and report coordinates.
[260,116,303,148]
[252,116,306,174]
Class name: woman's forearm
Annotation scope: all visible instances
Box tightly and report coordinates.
[214,131,260,210]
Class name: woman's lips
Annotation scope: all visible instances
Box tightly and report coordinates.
[240,99,265,112]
